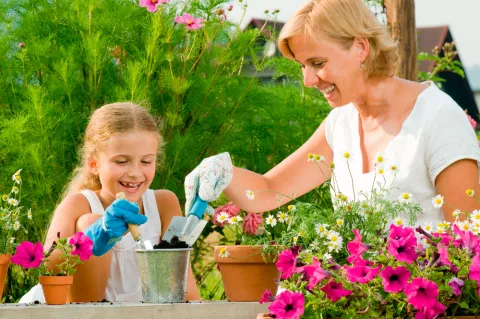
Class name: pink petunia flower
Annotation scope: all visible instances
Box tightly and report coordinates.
[453,224,480,254]
[139,0,170,13]
[467,112,477,129]
[268,290,305,319]
[259,289,275,304]
[469,253,480,281]
[69,231,94,261]
[414,301,446,319]
[320,280,353,302]
[276,248,298,279]
[242,212,263,235]
[387,235,418,264]
[380,266,411,293]
[212,202,240,227]
[346,229,369,264]
[404,278,439,310]
[296,257,330,290]
[11,241,44,269]
[344,265,381,284]
[448,277,464,296]
[174,14,205,30]
[389,224,415,240]
[432,232,457,247]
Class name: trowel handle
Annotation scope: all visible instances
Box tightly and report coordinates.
[188,197,208,219]
[116,192,142,241]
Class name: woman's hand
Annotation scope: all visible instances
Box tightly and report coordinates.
[184,152,233,215]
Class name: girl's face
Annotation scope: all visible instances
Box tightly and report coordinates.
[92,131,158,203]
[289,34,367,107]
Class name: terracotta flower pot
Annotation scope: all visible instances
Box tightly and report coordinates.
[214,245,280,302]
[0,254,11,302]
[256,313,272,319]
[39,275,74,305]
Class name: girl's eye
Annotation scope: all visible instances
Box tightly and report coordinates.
[115,161,127,164]
[142,161,152,164]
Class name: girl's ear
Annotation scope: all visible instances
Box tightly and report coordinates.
[87,156,99,175]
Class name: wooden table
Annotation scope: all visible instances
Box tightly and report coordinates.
[0,301,268,319]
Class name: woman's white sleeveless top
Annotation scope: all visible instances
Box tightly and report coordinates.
[18,189,161,303]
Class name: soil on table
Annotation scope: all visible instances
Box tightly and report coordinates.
[154,236,189,249]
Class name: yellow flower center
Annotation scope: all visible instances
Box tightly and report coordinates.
[343,152,350,159]
[314,155,321,161]
[396,220,403,225]
[377,156,384,162]
[308,153,313,159]
[402,193,410,199]
[391,165,397,170]
[436,199,442,204]
[466,189,474,196]
[378,169,384,175]
[331,236,337,242]
[463,224,469,230]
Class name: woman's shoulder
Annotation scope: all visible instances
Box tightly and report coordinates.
[54,192,92,218]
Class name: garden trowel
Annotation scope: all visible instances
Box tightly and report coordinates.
[162,196,208,247]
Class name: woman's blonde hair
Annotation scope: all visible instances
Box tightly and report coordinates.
[62,102,164,198]
[278,0,398,79]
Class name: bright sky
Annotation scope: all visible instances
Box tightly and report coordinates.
[227,0,480,91]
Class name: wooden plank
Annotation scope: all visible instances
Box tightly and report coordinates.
[0,301,269,319]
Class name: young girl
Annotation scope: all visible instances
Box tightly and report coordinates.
[20,102,200,302]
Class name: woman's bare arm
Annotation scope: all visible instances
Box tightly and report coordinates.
[224,121,333,213]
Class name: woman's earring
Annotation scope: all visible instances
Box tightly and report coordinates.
[361,63,365,69]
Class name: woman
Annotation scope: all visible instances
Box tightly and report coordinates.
[184,0,480,225]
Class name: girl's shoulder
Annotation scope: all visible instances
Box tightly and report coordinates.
[152,189,181,211]
[54,192,92,219]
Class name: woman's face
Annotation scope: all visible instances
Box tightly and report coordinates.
[290,34,366,107]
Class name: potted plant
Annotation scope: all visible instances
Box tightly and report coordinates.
[257,189,480,318]
[214,152,421,302]
[10,231,93,304]
[0,169,32,302]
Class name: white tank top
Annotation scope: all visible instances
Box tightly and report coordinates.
[18,189,161,303]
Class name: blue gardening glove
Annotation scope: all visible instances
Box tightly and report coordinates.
[184,152,233,216]
[84,199,147,256]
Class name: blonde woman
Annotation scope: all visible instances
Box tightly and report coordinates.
[185,0,480,226]
[20,103,200,303]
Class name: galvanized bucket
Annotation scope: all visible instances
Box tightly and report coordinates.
[135,248,193,303]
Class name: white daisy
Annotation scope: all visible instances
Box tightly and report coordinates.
[27,209,32,220]
[399,193,413,204]
[10,237,15,244]
[292,236,298,245]
[452,209,462,219]
[11,186,19,194]
[394,218,403,226]
[374,154,386,165]
[307,153,315,162]
[218,247,229,258]
[288,205,296,212]
[390,164,399,174]
[228,215,243,224]
[457,221,471,232]
[466,189,475,197]
[432,195,444,209]
[13,221,20,231]
[322,253,332,262]
[470,210,480,222]
[245,190,255,200]
[8,198,19,206]
[336,219,344,227]
[265,215,277,226]
[315,223,328,237]
[315,155,325,162]
[309,240,320,251]
[277,211,288,223]
[376,165,385,176]
[216,211,230,224]
[423,223,433,233]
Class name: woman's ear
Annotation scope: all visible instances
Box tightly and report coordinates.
[354,37,370,63]
[87,156,99,175]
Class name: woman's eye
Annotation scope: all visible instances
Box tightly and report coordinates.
[313,61,325,68]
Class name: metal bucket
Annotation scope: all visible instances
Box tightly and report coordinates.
[135,248,193,303]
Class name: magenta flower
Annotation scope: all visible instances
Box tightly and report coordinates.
[467,112,477,129]
[432,232,456,247]
[414,301,446,319]
[139,0,170,13]
[11,241,44,269]
[387,235,418,264]
[346,229,369,264]
[174,14,205,30]
[276,248,298,279]
[344,265,381,284]
[380,266,411,293]
[469,253,480,281]
[69,231,94,261]
[320,281,353,302]
[242,212,263,235]
[259,289,275,304]
[297,257,330,289]
[404,278,439,309]
[448,277,464,296]
[453,224,480,254]
[268,290,304,319]
[389,224,415,240]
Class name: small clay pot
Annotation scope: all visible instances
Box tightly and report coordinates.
[0,254,11,302]
[256,313,272,319]
[39,275,74,305]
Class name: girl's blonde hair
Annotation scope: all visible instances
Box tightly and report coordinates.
[278,0,398,79]
[63,102,164,198]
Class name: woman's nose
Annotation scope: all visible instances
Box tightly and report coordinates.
[303,66,318,88]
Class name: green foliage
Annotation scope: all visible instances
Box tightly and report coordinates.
[0,0,331,301]
[418,42,465,86]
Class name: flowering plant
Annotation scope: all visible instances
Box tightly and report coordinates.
[216,153,421,263]
[0,169,33,255]
[10,232,93,276]
[260,192,480,319]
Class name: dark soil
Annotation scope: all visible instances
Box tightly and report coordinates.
[154,236,189,249]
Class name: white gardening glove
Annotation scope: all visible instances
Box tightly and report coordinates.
[184,152,234,216]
